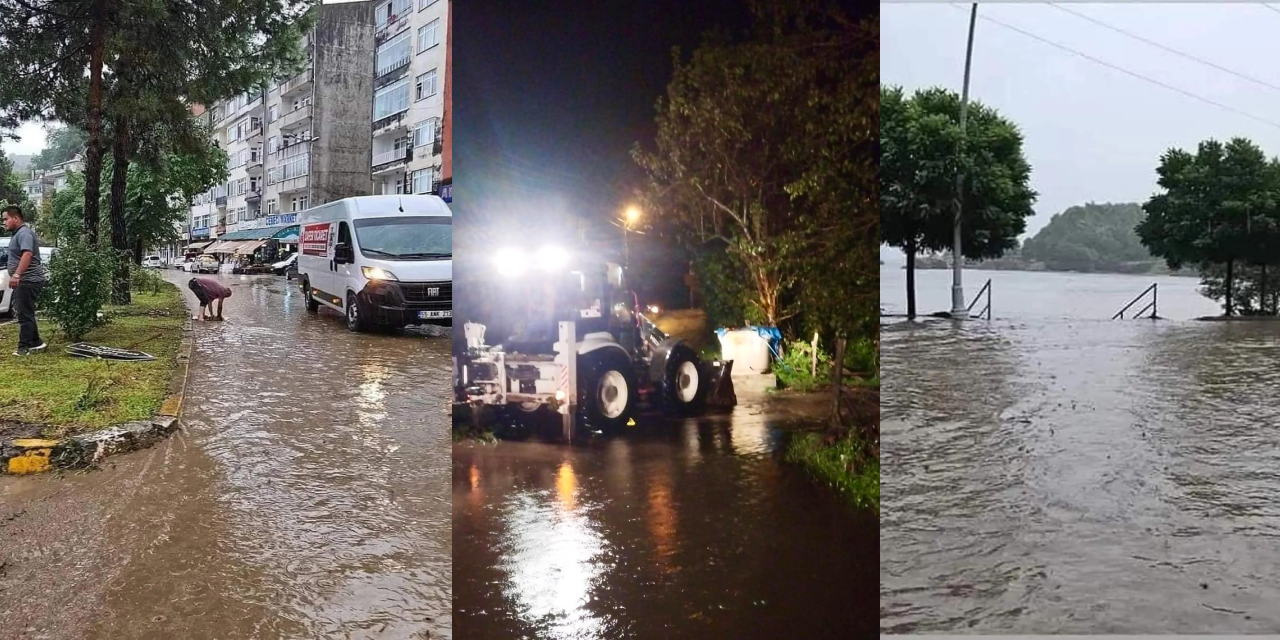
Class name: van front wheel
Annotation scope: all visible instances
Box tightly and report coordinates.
[346,292,370,332]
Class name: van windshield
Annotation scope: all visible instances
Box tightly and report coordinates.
[353,216,452,260]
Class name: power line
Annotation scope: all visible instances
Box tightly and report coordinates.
[1050,3,1280,95]
[1263,4,1280,17]
[949,4,1280,132]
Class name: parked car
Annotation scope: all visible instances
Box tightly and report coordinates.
[0,242,57,316]
[195,255,220,274]
[297,194,452,332]
[170,256,187,268]
[272,253,298,276]
[142,255,164,269]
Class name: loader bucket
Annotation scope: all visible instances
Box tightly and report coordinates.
[704,359,737,409]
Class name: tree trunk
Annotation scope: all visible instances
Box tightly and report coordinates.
[830,336,845,427]
[1226,258,1235,317]
[109,114,131,305]
[905,241,917,320]
[1262,263,1269,315]
[82,1,110,246]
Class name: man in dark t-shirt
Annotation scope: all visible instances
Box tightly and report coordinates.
[188,277,232,321]
[3,205,48,356]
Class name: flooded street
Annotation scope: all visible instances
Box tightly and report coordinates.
[453,394,877,639]
[882,265,1280,632]
[1,272,451,639]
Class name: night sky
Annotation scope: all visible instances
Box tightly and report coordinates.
[453,0,754,246]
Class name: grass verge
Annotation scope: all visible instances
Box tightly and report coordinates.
[0,282,185,438]
[784,431,879,512]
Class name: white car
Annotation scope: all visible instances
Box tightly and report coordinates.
[142,255,164,269]
[297,195,452,332]
[0,240,57,316]
[170,256,187,268]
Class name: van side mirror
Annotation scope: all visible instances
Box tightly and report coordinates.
[334,243,354,264]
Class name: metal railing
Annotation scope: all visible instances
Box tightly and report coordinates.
[1112,283,1158,319]
[966,278,992,320]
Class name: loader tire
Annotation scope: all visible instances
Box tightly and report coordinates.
[578,348,637,435]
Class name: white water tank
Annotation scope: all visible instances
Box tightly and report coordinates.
[718,329,771,375]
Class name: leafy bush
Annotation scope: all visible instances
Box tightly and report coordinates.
[773,339,831,392]
[45,235,114,341]
[847,336,879,377]
[129,262,164,295]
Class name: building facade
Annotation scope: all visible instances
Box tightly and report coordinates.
[23,155,85,212]
[371,0,447,198]
[187,0,377,248]
[183,0,452,253]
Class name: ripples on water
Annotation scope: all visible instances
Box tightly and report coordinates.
[882,314,1280,633]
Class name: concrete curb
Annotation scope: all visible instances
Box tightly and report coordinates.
[1,316,195,475]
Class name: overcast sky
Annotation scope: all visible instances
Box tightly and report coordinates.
[2,122,46,158]
[882,1,1280,261]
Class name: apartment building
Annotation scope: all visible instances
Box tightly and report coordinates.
[187,0,376,246]
[371,0,448,198]
[23,155,85,211]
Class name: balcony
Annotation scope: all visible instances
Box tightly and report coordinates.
[374,6,413,44]
[246,190,262,203]
[278,104,312,131]
[375,53,411,83]
[215,195,228,208]
[372,111,408,136]
[280,68,313,97]
[372,147,412,174]
[247,155,264,172]
[277,174,309,196]
[247,123,264,140]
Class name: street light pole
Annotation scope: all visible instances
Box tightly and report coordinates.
[951,2,978,319]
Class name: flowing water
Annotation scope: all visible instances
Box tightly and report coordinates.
[2,273,452,639]
[453,396,878,639]
[882,265,1280,632]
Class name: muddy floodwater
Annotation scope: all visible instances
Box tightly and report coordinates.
[453,394,877,639]
[1,272,451,639]
[882,266,1280,632]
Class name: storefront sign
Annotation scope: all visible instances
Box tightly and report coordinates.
[301,223,332,256]
[440,183,452,203]
[191,227,210,239]
[266,213,298,226]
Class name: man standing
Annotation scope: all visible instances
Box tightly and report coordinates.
[3,205,48,356]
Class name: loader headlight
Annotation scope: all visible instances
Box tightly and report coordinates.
[493,247,526,278]
[361,266,399,281]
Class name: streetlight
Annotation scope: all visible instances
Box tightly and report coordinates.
[951,2,978,319]
[622,206,642,268]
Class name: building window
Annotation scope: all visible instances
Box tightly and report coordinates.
[419,0,437,10]
[376,0,411,30]
[266,199,278,215]
[269,105,278,122]
[374,77,410,120]
[416,69,437,101]
[290,196,309,212]
[417,19,440,53]
[411,168,434,194]
[268,136,278,154]
[377,30,412,77]
[413,118,438,148]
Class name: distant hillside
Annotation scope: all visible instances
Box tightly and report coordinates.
[10,154,31,172]
[1020,202,1153,272]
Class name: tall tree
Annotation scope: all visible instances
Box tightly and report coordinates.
[880,85,1037,319]
[1138,138,1280,317]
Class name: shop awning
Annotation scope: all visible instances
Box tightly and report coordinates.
[272,225,300,243]
[185,241,213,251]
[238,239,269,253]
[207,240,248,254]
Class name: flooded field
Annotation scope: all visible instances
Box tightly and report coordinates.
[453,395,877,639]
[882,265,1280,632]
[1,273,452,639]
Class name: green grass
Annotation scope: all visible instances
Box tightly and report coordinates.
[0,282,186,438]
[785,431,880,512]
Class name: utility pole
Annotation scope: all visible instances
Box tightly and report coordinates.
[951,2,978,319]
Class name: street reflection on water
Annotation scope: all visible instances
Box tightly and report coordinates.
[454,396,877,639]
[882,267,1280,632]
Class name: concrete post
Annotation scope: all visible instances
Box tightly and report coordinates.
[558,320,577,441]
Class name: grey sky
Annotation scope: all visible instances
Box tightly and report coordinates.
[882,2,1280,262]
[2,122,46,158]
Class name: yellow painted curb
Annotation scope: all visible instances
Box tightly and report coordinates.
[7,444,56,474]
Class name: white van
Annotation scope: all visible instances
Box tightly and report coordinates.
[297,195,452,332]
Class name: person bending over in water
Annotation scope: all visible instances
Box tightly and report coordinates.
[188,277,231,321]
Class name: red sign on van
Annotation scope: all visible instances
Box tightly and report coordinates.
[301,223,331,256]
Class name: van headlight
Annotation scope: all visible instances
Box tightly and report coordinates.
[362,266,399,281]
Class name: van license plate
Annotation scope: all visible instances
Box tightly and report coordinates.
[419,310,451,319]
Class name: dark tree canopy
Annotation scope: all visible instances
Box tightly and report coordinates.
[1020,202,1152,272]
